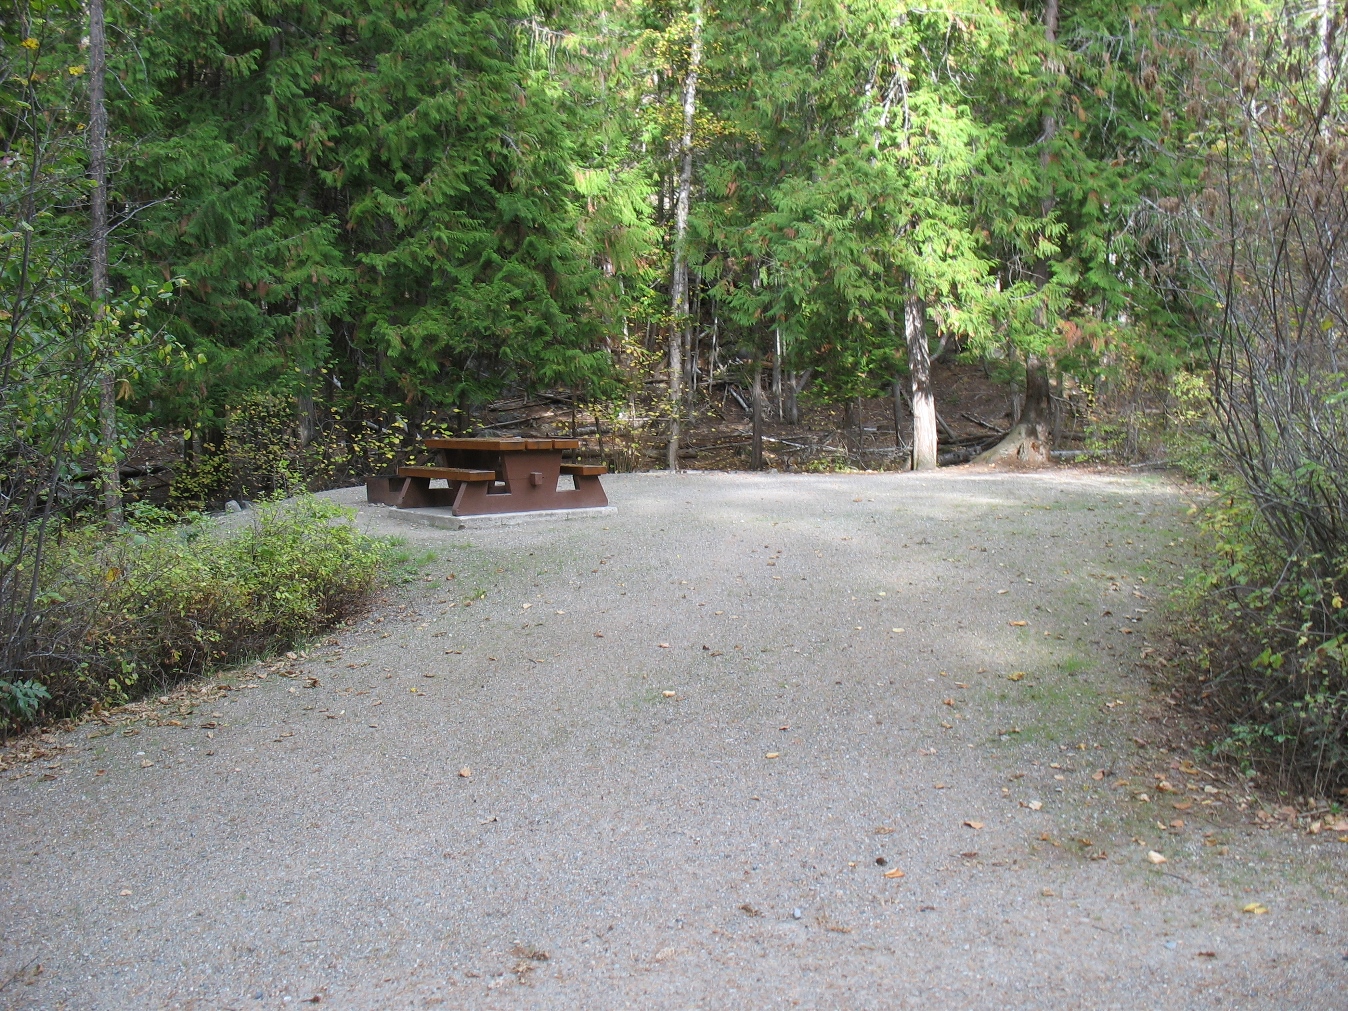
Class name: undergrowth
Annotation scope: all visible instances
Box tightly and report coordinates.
[0,497,392,735]
[1177,484,1348,797]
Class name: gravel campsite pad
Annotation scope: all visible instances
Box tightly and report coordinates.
[3,470,1346,1008]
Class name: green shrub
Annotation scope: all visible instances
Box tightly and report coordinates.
[9,497,390,730]
[1179,486,1348,795]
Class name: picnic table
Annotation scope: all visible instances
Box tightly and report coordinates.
[367,437,608,515]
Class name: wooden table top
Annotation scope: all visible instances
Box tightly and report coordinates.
[423,437,582,452]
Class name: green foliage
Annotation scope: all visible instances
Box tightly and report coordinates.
[108,0,634,433]
[1084,367,1219,474]
[7,497,389,730]
[1182,487,1348,794]
[0,679,51,733]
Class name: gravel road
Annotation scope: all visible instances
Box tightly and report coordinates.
[3,470,1346,1010]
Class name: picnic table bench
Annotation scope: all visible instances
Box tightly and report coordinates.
[367,437,608,515]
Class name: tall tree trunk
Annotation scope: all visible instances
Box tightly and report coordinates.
[772,329,782,420]
[90,0,120,527]
[892,377,906,450]
[975,0,1057,467]
[906,291,937,470]
[786,370,799,425]
[751,358,764,470]
[667,0,702,471]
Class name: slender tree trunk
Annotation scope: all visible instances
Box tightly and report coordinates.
[906,291,937,470]
[772,329,783,420]
[975,0,1057,467]
[892,377,906,450]
[786,370,799,425]
[90,0,120,527]
[751,359,764,470]
[667,0,703,471]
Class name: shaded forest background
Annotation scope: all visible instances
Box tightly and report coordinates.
[6,0,1348,796]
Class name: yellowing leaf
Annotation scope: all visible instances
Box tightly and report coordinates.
[765,752,780,759]
[1146,851,1167,864]
[1008,620,1028,627]
[662,690,676,697]
[1007,672,1025,681]
[963,820,984,830]
[1242,902,1268,915]
[883,867,905,878]
[458,766,471,778]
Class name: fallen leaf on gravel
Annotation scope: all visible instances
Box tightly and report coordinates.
[662,690,676,697]
[119,889,132,896]
[940,721,953,729]
[963,820,984,830]
[739,904,762,917]
[961,851,979,859]
[1023,800,1043,811]
[422,672,437,678]
[883,867,905,878]
[1146,851,1168,864]
[658,643,671,649]
[943,698,956,706]
[445,649,461,655]
[891,628,905,634]
[1007,672,1025,682]
[765,752,780,759]
[1173,800,1193,811]
[1241,902,1268,915]
[1196,951,1216,958]
[139,759,153,768]
[1009,621,1028,627]
[459,767,471,778]
[874,826,896,835]
[593,632,604,638]
[1092,770,1106,780]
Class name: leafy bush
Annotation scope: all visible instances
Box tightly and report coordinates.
[5,497,389,733]
[1181,488,1348,795]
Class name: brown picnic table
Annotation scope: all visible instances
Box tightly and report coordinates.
[367,437,608,515]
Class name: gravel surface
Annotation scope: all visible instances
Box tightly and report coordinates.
[3,470,1346,1009]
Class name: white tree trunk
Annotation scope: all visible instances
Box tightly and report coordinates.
[906,293,937,470]
[667,0,702,470]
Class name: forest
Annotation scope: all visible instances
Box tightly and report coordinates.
[3,0,1348,791]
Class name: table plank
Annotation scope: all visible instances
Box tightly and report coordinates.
[423,436,583,452]
[424,437,531,452]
